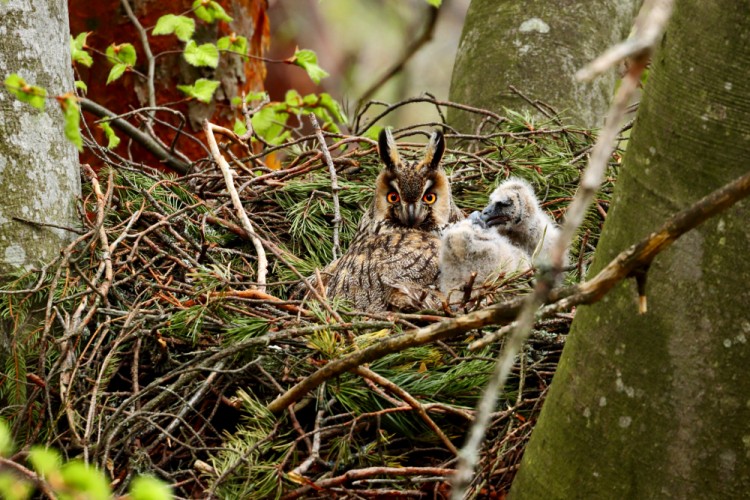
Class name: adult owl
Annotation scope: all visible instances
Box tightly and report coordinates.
[326,128,461,312]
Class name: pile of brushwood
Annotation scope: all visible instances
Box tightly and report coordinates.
[0,99,621,498]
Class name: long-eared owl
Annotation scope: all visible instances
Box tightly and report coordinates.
[326,128,461,312]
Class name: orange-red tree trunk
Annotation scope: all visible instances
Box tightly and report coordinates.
[69,0,269,170]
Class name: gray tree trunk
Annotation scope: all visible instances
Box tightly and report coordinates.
[0,0,81,275]
[510,0,750,497]
[448,0,637,130]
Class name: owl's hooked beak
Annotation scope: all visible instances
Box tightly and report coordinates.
[400,202,426,227]
[480,200,513,227]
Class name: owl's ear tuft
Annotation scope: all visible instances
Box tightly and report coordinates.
[378,128,400,171]
[423,130,445,171]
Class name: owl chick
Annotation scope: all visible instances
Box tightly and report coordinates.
[439,212,530,298]
[480,177,566,266]
[326,128,458,312]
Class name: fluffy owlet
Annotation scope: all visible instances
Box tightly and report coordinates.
[326,128,461,312]
[439,177,566,298]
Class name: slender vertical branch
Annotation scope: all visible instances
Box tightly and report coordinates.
[203,120,268,291]
[310,114,342,260]
[120,0,156,112]
[450,1,674,497]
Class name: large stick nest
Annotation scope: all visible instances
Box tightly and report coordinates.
[0,99,621,498]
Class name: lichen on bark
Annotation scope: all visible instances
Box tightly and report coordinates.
[448,0,638,131]
[510,0,750,497]
[0,0,81,274]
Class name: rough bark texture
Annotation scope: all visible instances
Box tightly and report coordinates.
[0,0,81,274]
[510,1,750,497]
[448,0,637,130]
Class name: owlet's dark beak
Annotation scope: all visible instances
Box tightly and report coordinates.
[480,200,513,227]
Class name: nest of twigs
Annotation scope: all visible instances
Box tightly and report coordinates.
[0,98,620,498]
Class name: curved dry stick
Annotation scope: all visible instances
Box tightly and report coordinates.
[203,120,268,292]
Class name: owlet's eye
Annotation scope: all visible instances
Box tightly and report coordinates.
[422,192,437,204]
[386,191,400,203]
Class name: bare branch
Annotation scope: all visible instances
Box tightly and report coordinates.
[204,120,268,292]
[310,114,342,260]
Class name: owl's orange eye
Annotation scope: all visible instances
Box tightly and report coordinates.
[422,192,437,204]
[386,191,400,203]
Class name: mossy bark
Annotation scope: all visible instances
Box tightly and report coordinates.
[0,0,81,275]
[448,0,637,130]
[510,1,750,497]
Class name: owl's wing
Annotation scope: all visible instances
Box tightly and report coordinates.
[385,282,445,312]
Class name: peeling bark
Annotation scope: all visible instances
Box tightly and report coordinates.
[0,0,81,274]
[510,1,750,497]
[448,0,637,130]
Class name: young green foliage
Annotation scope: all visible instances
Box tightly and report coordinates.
[4,74,47,110]
[153,14,196,42]
[177,78,221,103]
[70,32,93,67]
[218,34,248,56]
[105,43,137,84]
[192,0,233,23]
[98,121,121,149]
[290,49,329,84]
[183,40,220,68]
[60,95,83,151]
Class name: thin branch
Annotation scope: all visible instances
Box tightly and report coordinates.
[120,0,156,111]
[356,3,439,107]
[0,457,57,499]
[310,114,342,260]
[355,366,458,455]
[79,98,191,173]
[204,120,268,292]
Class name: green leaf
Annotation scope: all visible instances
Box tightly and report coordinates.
[28,447,61,476]
[106,63,128,84]
[233,118,247,136]
[425,0,442,6]
[291,49,329,84]
[129,475,173,500]
[217,34,248,56]
[153,14,195,42]
[60,461,111,500]
[0,420,12,456]
[74,80,88,93]
[176,78,220,103]
[192,0,233,23]
[99,122,120,149]
[106,42,137,66]
[0,472,32,500]
[284,89,302,107]
[362,125,384,141]
[4,74,47,110]
[70,32,93,67]
[251,105,291,145]
[319,93,347,123]
[183,40,219,68]
[61,95,83,151]
[245,91,268,103]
